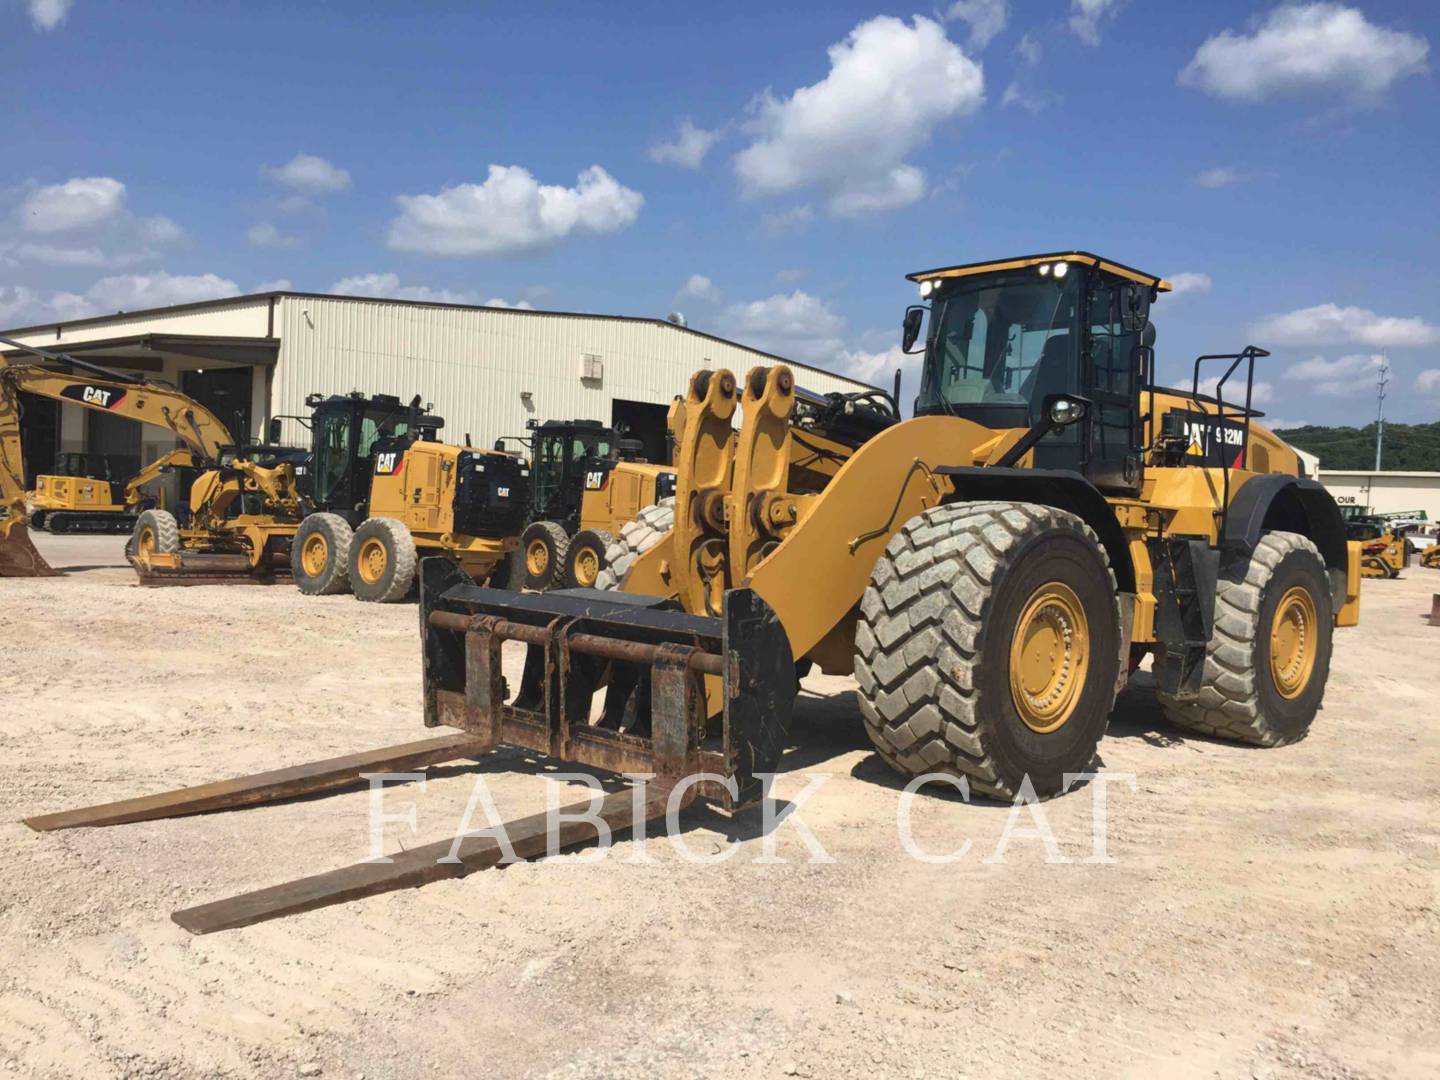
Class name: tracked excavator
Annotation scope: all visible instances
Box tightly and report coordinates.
[27,252,1363,934]
[0,335,252,578]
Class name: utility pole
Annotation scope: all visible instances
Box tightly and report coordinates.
[1374,352,1389,472]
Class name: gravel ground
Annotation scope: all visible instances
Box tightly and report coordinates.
[1,533,1437,1079]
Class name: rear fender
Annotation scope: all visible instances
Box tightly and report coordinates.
[1223,474,1350,611]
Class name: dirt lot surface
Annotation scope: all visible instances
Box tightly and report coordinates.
[2,533,1439,1079]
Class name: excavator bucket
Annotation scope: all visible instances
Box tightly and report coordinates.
[0,519,58,577]
[420,558,793,811]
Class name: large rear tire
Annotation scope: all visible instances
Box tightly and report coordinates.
[291,512,354,596]
[1157,531,1332,746]
[594,498,675,591]
[855,502,1121,800]
[129,509,180,560]
[563,528,614,589]
[520,520,569,591]
[349,518,418,603]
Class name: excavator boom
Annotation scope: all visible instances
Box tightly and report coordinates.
[0,335,237,576]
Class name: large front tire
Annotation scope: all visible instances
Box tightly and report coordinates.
[129,509,180,560]
[519,520,569,591]
[1158,531,1332,746]
[349,518,418,603]
[855,502,1122,800]
[291,512,353,596]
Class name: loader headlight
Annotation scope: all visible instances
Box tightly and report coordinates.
[1052,261,1069,279]
[918,279,936,299]
[1049,397,1086,426]
[1038,263,1051,277]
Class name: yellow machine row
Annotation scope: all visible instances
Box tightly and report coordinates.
[22,252,1366,934]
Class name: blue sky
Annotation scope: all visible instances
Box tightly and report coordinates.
[2,0,1437,426]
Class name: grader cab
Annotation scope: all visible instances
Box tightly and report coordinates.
[27,252,1362,932]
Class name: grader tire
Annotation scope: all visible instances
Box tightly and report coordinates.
[563,528,615,589]
[520,520,570,591]
[349,518,418,603]
[291,512,353,596]
[129,509,180,560]
[1157,531,1332,747]
[594,498,675,591]
[855,501,1121,800]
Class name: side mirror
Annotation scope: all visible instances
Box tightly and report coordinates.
[267,418,282,444]
[1119,284,1151,333]
[902,305,926,353]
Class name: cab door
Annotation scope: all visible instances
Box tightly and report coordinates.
[1083,279,1144,495]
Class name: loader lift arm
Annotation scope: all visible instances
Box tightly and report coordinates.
[0,334,237,576]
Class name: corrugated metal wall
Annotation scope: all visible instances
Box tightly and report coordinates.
[270,295,876,448]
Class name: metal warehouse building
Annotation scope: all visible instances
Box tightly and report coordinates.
[1,292,874,491]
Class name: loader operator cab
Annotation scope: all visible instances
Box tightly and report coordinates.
[304,391,442,523]
[905,253,1165,495]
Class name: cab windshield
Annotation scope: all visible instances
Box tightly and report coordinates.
[918,270,1079,423]
[312,407,411,506]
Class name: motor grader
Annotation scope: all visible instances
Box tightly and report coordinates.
[132,390,530,601]
[503,417,677,591]
[27,252,1362,934]
[0,336,255,578]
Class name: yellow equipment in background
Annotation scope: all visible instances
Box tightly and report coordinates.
[0,336,239,577]
[1347,518,1413,579]
[27,252,1367,934]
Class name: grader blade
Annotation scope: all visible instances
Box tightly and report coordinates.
[0,519,58,577]
[127,549,290,586]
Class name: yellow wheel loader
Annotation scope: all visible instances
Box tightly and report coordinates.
[0,335,244,578]
[29,252,1363,934]
[1421,541,1440,570]
[501,418,676,590]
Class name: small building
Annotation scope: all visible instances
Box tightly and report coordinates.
[1,292,875,492]
[1319,469,1440,527]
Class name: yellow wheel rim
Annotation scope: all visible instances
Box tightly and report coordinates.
[301,533,329,577]
[1269,585,1317,699]
[526,538,550,576]
[1009,582,1090,734]
[357,537,388,585]
[137,526,157,557]
[573,545,600,587]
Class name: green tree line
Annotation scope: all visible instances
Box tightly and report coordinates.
[1271,420,1440,471]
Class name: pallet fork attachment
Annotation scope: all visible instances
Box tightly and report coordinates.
[23,558,792,933]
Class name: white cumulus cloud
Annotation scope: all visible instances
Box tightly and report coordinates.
[840,343,924,394]
[680,274,721,303]
[1253,303,1440,348]
[247,222,300,249]
[733,15,983,218]
[19,177,125,233]
[719,290,847,365]
[84,272,240,312]
[1180,3,1429,103]
[1194,166,1249,188]
[1069,0,1123,46]
[648,120,722,170]
[1284,352,1385,396]
[262,153,352,194]
[27,0,72,31]
[1167,272,1213,296]
[947,0,1007,50]
[387,165,643,257]
[329,272,534,309]
[1415,369,1440,395]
